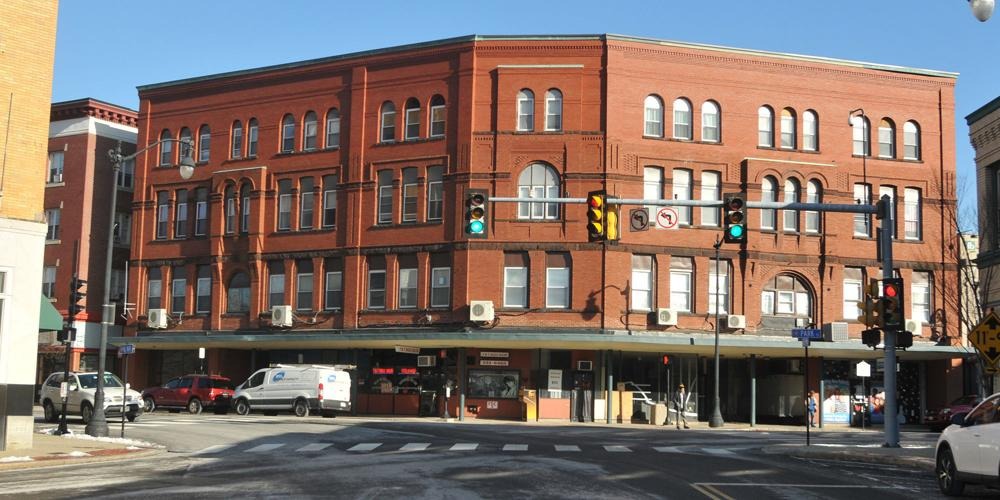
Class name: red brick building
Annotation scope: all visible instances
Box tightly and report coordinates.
[121,35,966,424]
[39,99,137,382]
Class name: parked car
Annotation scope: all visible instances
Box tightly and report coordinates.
[935,392,1000,495]
[927,394,981,431]
[142,374,234,414]
[38,372,143,424]
[233,364,352,417]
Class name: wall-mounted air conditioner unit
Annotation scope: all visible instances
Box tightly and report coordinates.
[147,309,168,329]
[469,300,495,322]
[905,318,922,336]
[823,322,849,342]
[577,360,593,371]
[271,305,293,327]
[795,317,809,327]
[726,315,747,329]
[656,308,678,326]
[417,355,436,367]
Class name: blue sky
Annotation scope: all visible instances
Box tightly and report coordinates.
[53,1,998,225]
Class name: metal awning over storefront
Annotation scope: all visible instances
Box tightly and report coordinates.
[38,295,63,332]
[108,328,972,361]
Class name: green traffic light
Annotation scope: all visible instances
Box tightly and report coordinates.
[469,220,484,233]
[728,225,744,239]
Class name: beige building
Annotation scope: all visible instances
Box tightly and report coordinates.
[0,0,60,450]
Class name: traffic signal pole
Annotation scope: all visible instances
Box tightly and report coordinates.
[878,196,901,448]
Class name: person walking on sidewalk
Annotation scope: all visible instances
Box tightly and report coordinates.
[673,384,690,429]
[806,390,818,427]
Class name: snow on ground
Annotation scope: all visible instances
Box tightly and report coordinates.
[61,451,90,457]
[37,428,163,448]
[0,456,34,463]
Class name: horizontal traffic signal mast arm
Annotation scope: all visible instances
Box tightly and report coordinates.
[488,197,878,214]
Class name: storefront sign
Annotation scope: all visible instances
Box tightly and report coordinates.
[372,367,395,375]
[486,400,498,409]
[480,359,509,367]
[394,345,420,355]
[548,369,563,397]
[856,361,871,378]
[480,351,509,358]
[399,367,418,375]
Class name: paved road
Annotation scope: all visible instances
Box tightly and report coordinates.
[6,411,992,499]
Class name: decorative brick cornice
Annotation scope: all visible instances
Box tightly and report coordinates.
[50,98,138,127]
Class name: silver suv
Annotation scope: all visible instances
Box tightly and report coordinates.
[39,372,143,424]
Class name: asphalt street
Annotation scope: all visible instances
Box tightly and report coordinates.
[3,410,992,499]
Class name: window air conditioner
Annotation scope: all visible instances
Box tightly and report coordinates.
[577,360,593,371]
[271,305,293,327]
[469,300,495,322]
[147,309,168,329]
[656,308,678,326]
[417,355,436,367]
[905,318,922,336]
[822,322,849,342]
[795,317,809,327]
[726,314,747,329]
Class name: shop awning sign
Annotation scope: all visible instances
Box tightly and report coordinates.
[969,312,1000,366]
[394,345,420,355]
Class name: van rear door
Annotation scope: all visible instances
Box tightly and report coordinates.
[321,371,351,406]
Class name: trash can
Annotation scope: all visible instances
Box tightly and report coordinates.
[650,403,667,425]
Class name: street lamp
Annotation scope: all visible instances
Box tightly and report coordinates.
[970,0,995,21]
[85,138,194,437]
[709,237,724,428]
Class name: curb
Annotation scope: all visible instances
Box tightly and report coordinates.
[762,445,935,472]
[0,447,165,471]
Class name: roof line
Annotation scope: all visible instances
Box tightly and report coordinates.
[966,95,1000,124]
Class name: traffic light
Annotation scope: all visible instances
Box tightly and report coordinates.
[57,326,76,343]
[68,275,87,319]
[862,329,881,349]
[855,298,874,327]
[897,331,913,349]
[723,193,746,244]
[586,190,607,242]
[881,277,905,332]
[465,190,488,238]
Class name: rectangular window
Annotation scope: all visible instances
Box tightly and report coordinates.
[644,167,663,223]
[670,257,692,312]
[174,189,187,238]
[398,267,418,309]
[700,171,720,227]
[196,266,211,314]
[631,255,653,312]
[381,108,396,143]
[156,191,169,239]
[430,104,446,137]
[268,261,285,308]
[708,259,729,315]
[248,121,259,157]
[43,266,56,298]
[48,151,64,183]
[368,269,386,310]
[278,179,292,231]
[645,104,663,137]
[803,113,817,151]
[430,266,450,308]
[296,261,313,311]
[545,253,571,309]
[300,177,315,230]
[427,166,443,221]
[325,270,343,311]
[377,170,393,225]
[853,183,871,237]
[194,188,208,236]
[912,271,931,324]
[232,126,243,159]
[282,120,295,153]
[401,168,417,223]
[110,269,126,302]
[225,194,236,234]
[843,267,863,320]
[503,252,529,308]
[326,113,340,148]
[878,125,894,158]
[405,107,420,140]
[199,131,211,162]
[518,97,534,132]
[171,272,186,314]
[805,183,820,234]
[45,208,60,241]
[118,158,135,189]
[322,174,337,228]
[780,114,795,149]
[904,126,919,160]
[147,268,162,311]
[241,190,250,234]
[303,119,317,151]
[904,188,922,240]
[115,212,131,245]
[879,186,897,239]
[545,95,562,131]
[673,106,691,139]
[672,169,692,225]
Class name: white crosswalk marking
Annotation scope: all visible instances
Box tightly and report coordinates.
[449,443,478,451]
[399,443,431,452]
[502,444,528,451]
[703,448,735,456]
[191,444,233,455]
[555,445,581,452]
[245,443,285,452]
[348,443,382,452]
[297,443,333,452]
[653,446,682,453]
[604,445,631,452]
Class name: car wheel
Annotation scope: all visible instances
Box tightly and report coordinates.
[293,399,309,418]
[937,447,965,496]
[81,403,93,425]
[143,396,156,413]
[126,413,139,422]
[188,398,203,415]
[43,400,58,423]
[234,399,250,416]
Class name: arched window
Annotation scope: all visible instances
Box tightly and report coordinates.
[758,106,774,147]
[159,129,172,166]
[429,95,446,137]
[303,111,318,151]
[325,108,340,148]
[783,178,800,232]
[673,98,692,140]
[517,163,560,220]
[281,114,295,153]
[903,121,921,160]
[761,176,777,230]
[224,184,236,234]
[198,124,211,162]
[851,115,870,156]
[227,272,250,313]
[380,101,396,142]
[544,89,563,131]
[404,98,421,140]
[247,118,259,157]
[517,89,534,132]
[761,274,812,320]
[644,95,664,137]
[178,127,192,162]
[805,180,822,233]
[780,108,796,149]
[231,121,243,159]
[802,110,818,151]
[701,101,720,142]
[878,118,896,158]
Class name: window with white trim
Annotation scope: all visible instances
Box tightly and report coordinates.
[296,260,313,311]
[430,266,450,308]
[842,267,863,320]
[852,115,870,156]
[631,255,654,312]
[300,177,315,230]
[240,183,250,234]
[643,167,663,224]
[545,253,571,309]
[783,178,800,232]
[517,89,534,132]
[903,121,920,160]
[802,110,818,151]
[179,128,192,162]
[708,259,729,315]
[156,191,169,239]
[194,187,208,236]
[426,166,443,221]
[700,171,720,227]
[401,168,417,223]
[231,120,243,159]
[171,267,186,314]
[670,256,692,312]
[277,179,292,231]
[281,114,295,153]
[324,264,343,310]
[430,95,446,137]
[303,111,318,151]
[159,129,172,165]
[673,98,692,140]
[701,101,720,142]
[325,108,341,148]
[761,176,777,230]
[545,89,563,131]
[880,185,897,239]
[43,266,56,298]
[196,266,211,314]
[247,118,259,157]
[758,106,774,147]
[173,189,187,239]
[380,101,396,143]
[227,272,250,313]
[911,271,931,324]
[672,168,692,225]
[644,95,664,137]
[398,266,418,309]
[48,151,63,183]
[404,98,420,140]
[853,183,871,237]
[377,170,393,225]
[147,268,162,310]
[322,174,337,228]
[878,118,895,159]
[198,124,211,162]
[268,261,285,308]
[368,268,386,310]
[503,253,529,308]
[517,163,560,220]
[224,185,236,234]
[761,274,810,318]
[805,180,821,234]
[904,188,922,240]
[780,108,796,149]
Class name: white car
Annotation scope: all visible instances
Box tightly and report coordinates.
[39,372,143,424]
[935,392,1000,495]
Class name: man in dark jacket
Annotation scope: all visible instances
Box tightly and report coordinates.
[673,384,690,429]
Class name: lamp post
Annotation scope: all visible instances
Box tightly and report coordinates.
[709,236,724,428]
[970,0,995,21]
[85,139,194,437]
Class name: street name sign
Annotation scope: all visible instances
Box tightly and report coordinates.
[969,312,1000,366]
[120,344,135,355]
[792,328,823,340]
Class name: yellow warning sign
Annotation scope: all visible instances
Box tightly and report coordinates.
[969,312,1000,367]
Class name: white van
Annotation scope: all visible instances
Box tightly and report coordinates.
[233,364,352,417]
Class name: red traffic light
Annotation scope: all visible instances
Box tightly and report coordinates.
[727,197,744,211]
[469,193,485,206]
[883,283,898,298]
[662,355,670,365]
[588,194,603,209]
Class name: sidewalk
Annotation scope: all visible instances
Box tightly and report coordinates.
[0,430,163,471]
[762,442,935,471]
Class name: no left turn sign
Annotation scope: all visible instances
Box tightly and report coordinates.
[656,207,679,230]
